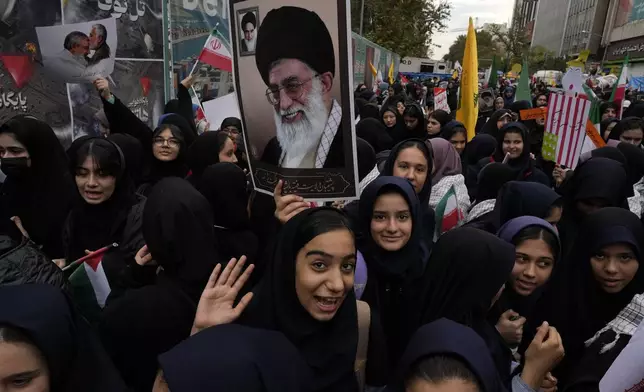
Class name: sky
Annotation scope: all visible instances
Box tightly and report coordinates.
[431,0,515,60]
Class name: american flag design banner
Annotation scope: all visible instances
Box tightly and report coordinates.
[543,93,591,170]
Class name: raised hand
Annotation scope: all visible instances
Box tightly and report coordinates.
[192,256,254,335]
[93,78,111,100]
[274,180,309,224]
[135,245,154,266]
[496,309,526,346]
[521,322,565,389]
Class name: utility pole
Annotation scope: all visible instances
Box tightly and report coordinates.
[359,0,365,35]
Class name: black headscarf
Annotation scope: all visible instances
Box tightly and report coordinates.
[440,120,467,145]
[426,109,451,140]
[99,178,220,391]
[237,208,358,392]
[492,122,536,180]
[421,227,515,326]
[494,216,560,321]
[358,177,430,366]
[600,101,619,119]
[474,162,517,202]
[220,117,242,132]
[480,109,512,139]
[526,208,644,384]
[464,134,497,167]
[360,103,380,120]
[0,115,75,258]
[380,104,407,144]
[607,117,644,146]
[600,117,619,141]
[420,227,516,382]
[390,319,505,392]
[158,325,311,392]
[496,181,561,226]
[356,138,376,181]
[65,137,136,261]
[0,284,128,392]
[356,118,394,154]
[187,131,231,185]
[146,124,190,185]
[380,139,433,204]
[142,177,219,301]
[617,141,644,186]
[401,103,427,141]
[108,133,144,187]
[158,112,196,146]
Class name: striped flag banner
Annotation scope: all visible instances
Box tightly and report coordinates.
[543,93,590,170]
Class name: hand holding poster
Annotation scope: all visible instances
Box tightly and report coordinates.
[36,17,118,83]
[230,0,358,200]
[433,88,450,114]
[542,93,590,169]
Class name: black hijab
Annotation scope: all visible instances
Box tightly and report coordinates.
[475,162,518,202]
[65,137,136,261]
[401,103,427,140]
[440,120,467,146]
[420,227,516,382]
[600,117,619,141]
[421,227,515,326]
[492,122,536,180]
[220,116,242,132]
[0,115,75,258]
[356,118,394,153]
[464,134,497,167]
[158,325,311,392]
[187,131,231,184]
[237,208,358,392]
[0,284,127,392]
[358,177,430,366]
[360,103,380,120]
[356,138,377,181]
[495,181,561,226]
[108,133,144,187]
[358,176,428,280]
[426,109,451,140]
[607,117,644,146]
[380,104,407,144]
[616,141,644,186]
[481,109,512,139]
[390,319,505,392]
[99,178,220,391]
[527,208,644,383]
[158,112,196,146]
[142,177,219,301]
[146,123,190,184]
[380,139,433,204]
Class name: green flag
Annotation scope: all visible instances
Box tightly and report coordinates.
[488,55,498,89]
[582,83,601,126]
[514,57,531,105]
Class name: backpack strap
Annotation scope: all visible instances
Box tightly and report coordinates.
[355,300,371,391]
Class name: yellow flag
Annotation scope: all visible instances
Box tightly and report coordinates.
[369,62,378,78]
[388,62,395,84]
[456,17,479,141]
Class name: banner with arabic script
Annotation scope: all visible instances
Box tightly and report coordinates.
[168,0,233,104]
[0,0,76,147]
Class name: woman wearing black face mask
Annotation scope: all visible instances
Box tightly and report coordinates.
[0,115,75,259]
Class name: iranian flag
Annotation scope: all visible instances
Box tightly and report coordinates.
[610,55,629,119]
[68,244,116,309]
[434,185,464,240]
[196,29,232,73]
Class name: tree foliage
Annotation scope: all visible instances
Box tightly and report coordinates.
[528,46,567,72]
[442,30,501,68]
[487,21,529,65]
[351,0,451,58]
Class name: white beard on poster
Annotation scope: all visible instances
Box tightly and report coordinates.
[274,78,328,169]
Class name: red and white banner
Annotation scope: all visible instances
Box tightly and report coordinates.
[433,88,450,113]
[544,93,590,169]
[196,31,233,73]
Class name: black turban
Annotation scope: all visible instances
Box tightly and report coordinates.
[241,12,256,29]
[255,6,335,86]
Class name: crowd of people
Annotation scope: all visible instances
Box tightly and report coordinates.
[1,63,644,392]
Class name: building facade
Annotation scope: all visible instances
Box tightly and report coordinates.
[513,0,539,43]
[530,0,570,54]
[560,0,610,57]
[602,0,644,76]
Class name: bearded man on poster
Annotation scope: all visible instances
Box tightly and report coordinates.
[256,6,345,169]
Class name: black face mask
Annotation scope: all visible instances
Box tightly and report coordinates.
[1,157,30,178]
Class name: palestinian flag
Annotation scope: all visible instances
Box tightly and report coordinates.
[434,185,464,240]
[68,245,115,321]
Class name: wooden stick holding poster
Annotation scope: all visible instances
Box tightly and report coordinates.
[230,0,358,200]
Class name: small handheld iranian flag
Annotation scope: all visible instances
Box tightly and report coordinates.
[434,185,464,241]
[67,243,117,309]
[610,55,629,119]
[194,28,232,73]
